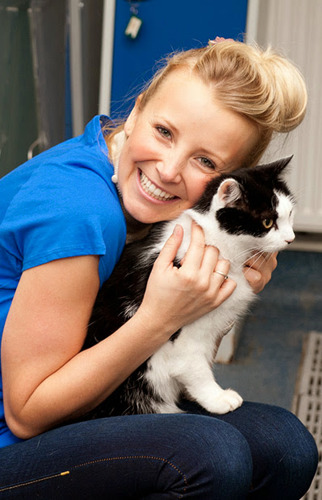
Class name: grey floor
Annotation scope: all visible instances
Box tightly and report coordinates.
[215,249,322,411]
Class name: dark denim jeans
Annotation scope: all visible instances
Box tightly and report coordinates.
[0,402,317,499]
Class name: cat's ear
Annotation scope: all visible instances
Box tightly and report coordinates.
[260,155,293,176]
[217,178,243,207]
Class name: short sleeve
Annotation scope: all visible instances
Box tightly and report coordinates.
[3,159,126,283]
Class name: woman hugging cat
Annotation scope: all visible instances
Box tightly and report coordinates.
[0,37,317,498]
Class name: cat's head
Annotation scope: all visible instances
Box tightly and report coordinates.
[195,157,295,253]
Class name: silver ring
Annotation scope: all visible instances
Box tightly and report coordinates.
[215,270,229,280]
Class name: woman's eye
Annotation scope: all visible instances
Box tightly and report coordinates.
[262,218,274,229]
[156,126,171,139]
[199,157,216,170]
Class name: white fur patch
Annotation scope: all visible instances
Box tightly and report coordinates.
[139,186,295,415]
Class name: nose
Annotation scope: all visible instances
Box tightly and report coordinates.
[285,229,295,244]
[156,154,185,183]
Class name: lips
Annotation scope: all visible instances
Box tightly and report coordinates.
[139,170,177,202]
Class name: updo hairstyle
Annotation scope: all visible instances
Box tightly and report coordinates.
[107,40,307,167]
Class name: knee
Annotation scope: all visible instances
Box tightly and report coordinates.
[264,406,317,475]
[247,404,318,498]
[172,415,253,498]
[274,408,318,495]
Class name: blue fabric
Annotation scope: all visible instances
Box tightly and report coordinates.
[0,116,127,447]
[0,402,317,498]
[0,117,318,497]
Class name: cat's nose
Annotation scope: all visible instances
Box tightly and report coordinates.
[284,229,295,244]
[285,234,295,244]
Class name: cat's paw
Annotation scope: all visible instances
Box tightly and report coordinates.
[206,389,243,414]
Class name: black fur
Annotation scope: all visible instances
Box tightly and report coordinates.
[79,157,293,419]
[81,233,171,417]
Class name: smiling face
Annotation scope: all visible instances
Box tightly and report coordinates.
[117,70,259,223]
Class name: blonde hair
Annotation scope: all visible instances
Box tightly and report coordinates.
[107,40,307,167]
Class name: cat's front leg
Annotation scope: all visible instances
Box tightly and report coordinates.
[177,363,243,414]
[205,388,243,414]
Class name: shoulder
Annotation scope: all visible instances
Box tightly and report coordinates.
[0,116,126,275]
[4,116,121,224]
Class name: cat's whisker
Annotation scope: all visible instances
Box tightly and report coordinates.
[232,248,263,266]
[229,248,256,264]
[245,250,264,264]
[242,250,266,270]
[83,158,295,419]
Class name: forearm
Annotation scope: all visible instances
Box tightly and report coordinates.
[3,229,236,440]
[4,309,170,439]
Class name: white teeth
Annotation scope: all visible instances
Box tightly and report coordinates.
[140,171,175,201]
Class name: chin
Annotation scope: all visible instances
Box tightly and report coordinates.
[133,213,166,224]
[124,204,157,224]
[125,202,180,225]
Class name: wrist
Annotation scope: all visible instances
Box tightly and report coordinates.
[133,305,176,344]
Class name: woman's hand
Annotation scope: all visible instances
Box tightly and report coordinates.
[0,230,234,440]
[137,223,236,336]
[243,252,278,294]
[0,225,236,440]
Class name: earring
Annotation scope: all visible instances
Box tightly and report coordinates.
[110,130,126,184]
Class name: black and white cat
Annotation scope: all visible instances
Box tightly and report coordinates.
[84,157,295,418]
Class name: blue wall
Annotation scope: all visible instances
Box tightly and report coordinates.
[111,0,248,118]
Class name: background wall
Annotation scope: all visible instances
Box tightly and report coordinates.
[0,0,248,178]
[0,0,103,178]
[248,0,322,234]
[0,2,38,178]
[110,0,248,118]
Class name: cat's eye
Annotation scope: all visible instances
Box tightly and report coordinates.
[262,218,274,229]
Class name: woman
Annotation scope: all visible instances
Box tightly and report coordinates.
[0,39,317,498]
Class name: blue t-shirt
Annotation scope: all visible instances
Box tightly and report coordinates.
[0,115,126,447]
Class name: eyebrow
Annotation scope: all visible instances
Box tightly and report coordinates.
[154,115,179,135]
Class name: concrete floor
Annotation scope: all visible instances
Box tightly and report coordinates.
[215,249,322,410]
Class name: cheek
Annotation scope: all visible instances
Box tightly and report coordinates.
[187,174,216,205]
[260,229,287,252]
[116,153,130,192]
[126,124,157,157]
[117,137,142,179]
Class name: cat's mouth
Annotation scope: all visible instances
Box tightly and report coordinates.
[139,170,178,202]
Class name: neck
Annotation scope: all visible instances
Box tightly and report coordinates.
[188,209,253,268]
[118,195,152,243]
[218,236,254,268]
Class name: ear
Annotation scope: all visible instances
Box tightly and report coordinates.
[124,95,142,136]
[278,155,293,170]
[217,178,243,207]
[260,155,293,175]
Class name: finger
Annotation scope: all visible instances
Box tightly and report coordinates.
[211,258,231,286]
[199,245,220,276]
[181,222,206,270]
[266,252,278,272]
[156,224,184,268]
[246,251,277,272]
[213,278,237,308]
[214,258,230,277]
[245,255,264,271]
[243,266,262,286]
[244,252,278,294]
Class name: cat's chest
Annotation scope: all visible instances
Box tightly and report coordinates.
[179,269,253,339]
